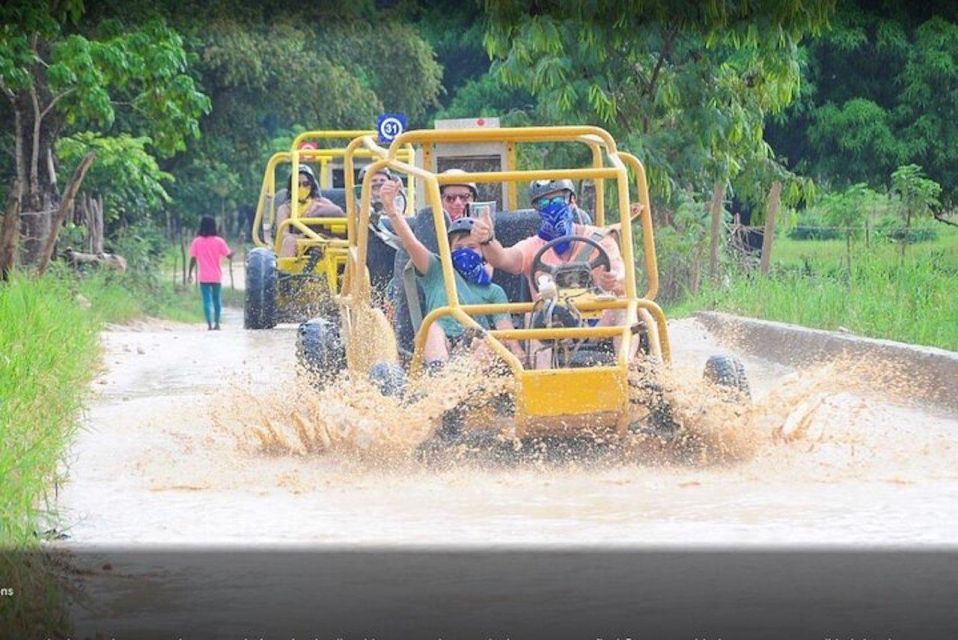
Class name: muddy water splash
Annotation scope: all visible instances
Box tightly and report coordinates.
[219,353,907,470]
[57,315,958,546]
[216,356,517,463]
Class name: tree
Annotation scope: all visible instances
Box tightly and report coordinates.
[412,0,489,110]
[891,164,941,233]
[0,1,209,271]
[56,133,174,260]
[767,3,958,204]
[437,72,535,123]
[482,1,833,208]
[57,133,173,228]
[818,182,882,269]
[163,16,444,223]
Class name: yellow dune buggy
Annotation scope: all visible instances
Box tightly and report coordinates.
[245,130,415,329]
[295,126,749,448]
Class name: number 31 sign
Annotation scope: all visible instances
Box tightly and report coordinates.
[377,113,407,145]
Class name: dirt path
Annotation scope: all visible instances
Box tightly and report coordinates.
[49,308,958,637]
[54,311,958,548]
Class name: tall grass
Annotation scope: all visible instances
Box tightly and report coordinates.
[0,275,100,635]
[0,276,99,547]
[1,268,205,546]
[0,268,203,635]
[670,231,958,351]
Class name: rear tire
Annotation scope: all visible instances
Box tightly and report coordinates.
[296,317,345,381]
[245,248,278,329]
[703,354,750,398]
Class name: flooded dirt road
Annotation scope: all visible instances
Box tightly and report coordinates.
[55,307,958,548]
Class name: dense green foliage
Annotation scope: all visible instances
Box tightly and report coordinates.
[6,0,955,250]
[57,133,174,225]
[2,0,954,334]
[483,0,831,211]
[767,0,958,204]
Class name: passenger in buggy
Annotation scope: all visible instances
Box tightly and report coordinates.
[274,164,344,257]
[379,177,524,368]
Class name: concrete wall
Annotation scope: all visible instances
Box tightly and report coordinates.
[695,312,958,414]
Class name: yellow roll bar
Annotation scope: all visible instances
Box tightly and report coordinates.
[251,130,416,253]
[343,125,670,387]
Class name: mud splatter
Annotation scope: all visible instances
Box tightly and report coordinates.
[57,313,958,547]
[215,355,517,464]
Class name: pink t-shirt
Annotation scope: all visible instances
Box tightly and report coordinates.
[189,235,231,283]
[513,223,623,297]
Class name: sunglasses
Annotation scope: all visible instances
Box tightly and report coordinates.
[534,195,567,211]
[443,193,473,203]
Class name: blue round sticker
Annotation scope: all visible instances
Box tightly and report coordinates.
[377,113,407,144]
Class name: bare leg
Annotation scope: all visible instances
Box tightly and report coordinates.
[280,232,298,257]
[424,322,450,363]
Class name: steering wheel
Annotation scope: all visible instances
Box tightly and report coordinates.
[530,235,612,295]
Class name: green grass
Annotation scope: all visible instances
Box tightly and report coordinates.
[0,268,208,634]
[0,275,100,547]
[668,226,958,351]
[1,267,211,547]
[0,274,100,635]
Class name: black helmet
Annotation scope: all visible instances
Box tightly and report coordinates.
[358,164,393,183]
[439,168,479,200]
[529,178,575,204]
[447,216,476,238]
[289,164,320,198]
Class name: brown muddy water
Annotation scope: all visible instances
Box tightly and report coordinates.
[53,307,958,549]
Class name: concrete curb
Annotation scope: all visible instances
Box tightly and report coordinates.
[694,311,958,414]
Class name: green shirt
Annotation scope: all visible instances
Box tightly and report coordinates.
[417,253,511,337]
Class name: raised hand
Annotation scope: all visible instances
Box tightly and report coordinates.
[379,179,400,216]
[471,208,494,244]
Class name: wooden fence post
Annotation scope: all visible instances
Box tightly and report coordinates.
[709,181,726,281]
[760,181,782,275]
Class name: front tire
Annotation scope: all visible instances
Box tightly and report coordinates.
[703,354,750,398]
[245,248,278,330]
[296,317,346,381]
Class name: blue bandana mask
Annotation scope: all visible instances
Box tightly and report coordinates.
[451,247,491,286]
[537,199,575,255]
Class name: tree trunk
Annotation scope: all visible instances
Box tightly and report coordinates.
[16,107,59,265]
[934,213,958,228]
[180,230,187,285]
[0,179,23,279]
[11,49,65,268]
[760,181,781,275]
[708,181,726,282]
[94,195,104,254]
[36,152,96,275]
[81,193,92,252]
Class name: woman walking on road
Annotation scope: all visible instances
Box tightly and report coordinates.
[188,215,233,330]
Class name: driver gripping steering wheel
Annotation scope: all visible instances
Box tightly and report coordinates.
[471,178,625,299]
[472,179,631,368]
